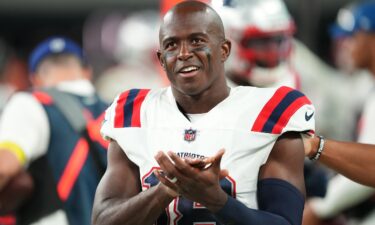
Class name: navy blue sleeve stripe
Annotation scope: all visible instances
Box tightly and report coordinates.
[123,89,140,127]
[262,90,305,133]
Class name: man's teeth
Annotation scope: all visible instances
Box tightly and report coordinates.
[181,66,198,73]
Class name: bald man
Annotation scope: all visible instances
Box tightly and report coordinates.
[92,1,315,224]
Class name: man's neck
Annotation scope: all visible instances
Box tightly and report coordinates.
[173,84,230,114]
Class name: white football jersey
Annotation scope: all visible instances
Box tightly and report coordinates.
[101,85,315,224]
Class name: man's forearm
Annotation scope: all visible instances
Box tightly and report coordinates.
[214,179,304,225]
[316,139,375,187]
[93,184,175,225]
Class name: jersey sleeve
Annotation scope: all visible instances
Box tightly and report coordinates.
[0,92,50,164]
[100,89,150,141]
[100,96,117,141]
[251,86,315,136]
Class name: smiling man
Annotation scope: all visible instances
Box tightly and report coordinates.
[92,1,315,225]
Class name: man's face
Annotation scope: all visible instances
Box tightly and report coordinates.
[158,11,228,96]
[349,32,371,69]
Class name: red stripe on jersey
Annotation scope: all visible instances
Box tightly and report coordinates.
[271,95,311,134]
[114,91,130,128]
[252,86,292,132]
[131,89,150,127]
[32,91,53,105]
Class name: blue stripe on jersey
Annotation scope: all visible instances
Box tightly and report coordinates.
[262,90,304,133]
[124,89,140,127]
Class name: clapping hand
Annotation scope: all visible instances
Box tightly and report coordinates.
[154,149,228,212]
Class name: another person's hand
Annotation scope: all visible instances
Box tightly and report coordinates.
[154,149,228,212]
[302,135,319,159]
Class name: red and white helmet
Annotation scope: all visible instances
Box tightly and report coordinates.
[236,0,295,68]
[214,0,298,87]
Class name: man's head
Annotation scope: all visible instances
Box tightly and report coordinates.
[29,36,92,88]
[157,1,231,97]
[343,1,375,73]
[216,0,295,87]
[329,2,358,74]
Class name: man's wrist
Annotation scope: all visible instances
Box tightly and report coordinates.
[204,189,228,213]
[155,183,178,201]
[307,136,319,158]
[309,136,325,161]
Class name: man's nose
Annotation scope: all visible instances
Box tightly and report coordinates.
[177,42,193,61]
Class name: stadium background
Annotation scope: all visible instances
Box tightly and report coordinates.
[0,0,358,78]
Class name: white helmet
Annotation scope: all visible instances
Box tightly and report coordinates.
[215,0,297,87]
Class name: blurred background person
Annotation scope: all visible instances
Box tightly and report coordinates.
[0,36,108,225]
[0,39,31,225]
[327,1,374,141]
[93,10,168,103]
[213,0,370,142]
[212,0,330,199]
[303,1,375,225]
[0,39,30,114]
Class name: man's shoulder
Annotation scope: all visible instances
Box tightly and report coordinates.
[247,86,315,135]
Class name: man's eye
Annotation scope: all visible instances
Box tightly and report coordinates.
[165,42,176,49]
[192,38,204,44]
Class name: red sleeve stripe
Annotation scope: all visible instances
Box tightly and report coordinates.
[252,86,311,134]
[114,90,130,128]
[251,86,292,132]
[114,89,150,128]
[271,95,311,134]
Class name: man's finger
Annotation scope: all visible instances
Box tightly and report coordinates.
[212,148,225,166]
[153,170,179,197]
[154,151,179,178]
[168,151,197,176]
[219,169,229,179]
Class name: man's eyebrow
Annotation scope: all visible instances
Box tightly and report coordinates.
[188,32,209,38]
[162,36,177,44]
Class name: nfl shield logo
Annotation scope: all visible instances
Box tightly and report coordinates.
[184,128,197,142]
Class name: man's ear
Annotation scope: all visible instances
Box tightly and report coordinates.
[221,39,232,62]
[157,50,166,70]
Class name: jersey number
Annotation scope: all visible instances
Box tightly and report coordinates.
[142,167,236,225]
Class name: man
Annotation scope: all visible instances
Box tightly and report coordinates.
[303,2,375,225]
[92,2,315,225]
[0,36,108,225]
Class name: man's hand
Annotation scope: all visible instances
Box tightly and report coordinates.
[302,135,319,159]
[0,150,22,191]
[154,149,228,212]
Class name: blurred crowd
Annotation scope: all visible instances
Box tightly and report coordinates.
[0,0,375,225]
